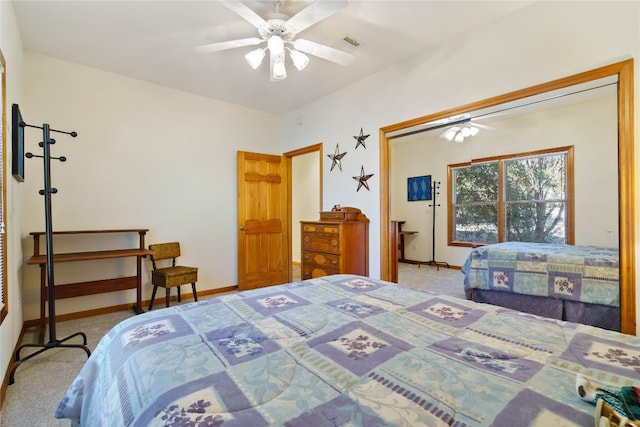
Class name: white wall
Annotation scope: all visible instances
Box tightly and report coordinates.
[2,2,639,389]
[19,52,281,320]
[280,1,640,327]
[391,95,619,266]
[0,0,25,399]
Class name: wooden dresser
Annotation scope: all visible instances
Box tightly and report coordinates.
[301,208,369,279]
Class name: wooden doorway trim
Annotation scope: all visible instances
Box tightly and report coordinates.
[283,143,323,280]
[379,60,635,334]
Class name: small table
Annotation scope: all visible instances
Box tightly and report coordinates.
[28,229,153,341]
[390,221,419,283]
[395,221,418,262]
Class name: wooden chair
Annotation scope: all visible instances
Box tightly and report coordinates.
[148,242,198,310]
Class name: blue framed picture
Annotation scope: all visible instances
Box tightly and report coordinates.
[408,175,431,201]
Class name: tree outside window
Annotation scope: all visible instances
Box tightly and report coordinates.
[449,147,572,246]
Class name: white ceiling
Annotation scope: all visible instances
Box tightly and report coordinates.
[12,1,534,115]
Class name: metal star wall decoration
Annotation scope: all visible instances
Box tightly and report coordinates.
[353,127,370,149]
[353,165,374,192]
[327,144,347,172]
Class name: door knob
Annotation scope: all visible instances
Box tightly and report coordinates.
[240,226,246,231]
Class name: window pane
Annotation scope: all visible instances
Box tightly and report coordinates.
[454,162,499,203]
[454,205,498,243]
[506,202,566,243]
[505,154,566,201]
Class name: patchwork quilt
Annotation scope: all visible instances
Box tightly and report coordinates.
[55,274,638,426]
[461,242,619,307]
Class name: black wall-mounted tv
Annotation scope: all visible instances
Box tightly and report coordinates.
[12,103,24,182]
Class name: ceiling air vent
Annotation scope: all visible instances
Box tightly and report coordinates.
[342,36,360,48]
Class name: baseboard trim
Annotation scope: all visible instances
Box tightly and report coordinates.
[0,322,28,409]
[399,261,461,270]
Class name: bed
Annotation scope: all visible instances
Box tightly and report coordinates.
[461,242,620,331]
[55,274,639,426]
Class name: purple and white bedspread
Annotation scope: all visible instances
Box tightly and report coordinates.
[55,274,638,426]
[461,242,619,307]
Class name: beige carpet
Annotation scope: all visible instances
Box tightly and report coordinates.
[0,264,465,426]
[397,262,467,299]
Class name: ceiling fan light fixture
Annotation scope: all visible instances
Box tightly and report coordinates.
[289,49,309,71]
[267,35,285,55]
[442,123,481,142]
[443,127,459,141]
[245,48,266,69]
[272,56,287,80]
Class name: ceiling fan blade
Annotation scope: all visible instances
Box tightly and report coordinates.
[293,39,354,66]
[195,37,264,53]
[221,0,267,29]
[439,129,451,139]
[286,0,347,33]
[470,122,495,130]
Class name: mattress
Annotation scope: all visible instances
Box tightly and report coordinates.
[55,274,638,426]
[461,242,619,306]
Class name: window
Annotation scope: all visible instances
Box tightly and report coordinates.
[0,50,7,325]
[448,146,573,246]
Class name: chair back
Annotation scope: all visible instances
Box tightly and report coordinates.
[149,242,181,269]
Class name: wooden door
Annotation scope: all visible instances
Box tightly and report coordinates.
[237,151,289,290]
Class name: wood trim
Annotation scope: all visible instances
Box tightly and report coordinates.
[446,146,575,246]
[380,59,635,335]
[462,145,575,165]
[29,228,149,236]
[497,159,505,243]
[379,128,392,283]
[284,142,323,282]
[283,141,323,217]
[28,248,153,264]
[46,276,138,299]
[617,60,636,335]
[283,142,322,157]
[1,320,28,406]
[566,146,575,245]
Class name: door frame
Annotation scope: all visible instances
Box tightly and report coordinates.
[378,60,636,335]
[284,143,323,279]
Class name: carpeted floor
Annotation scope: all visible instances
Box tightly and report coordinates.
[397,262,466,298]
[0,263,465,426]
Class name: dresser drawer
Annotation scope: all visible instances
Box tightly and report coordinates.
[302,232,340,254]
[302,251,340,269]
[301,263,339,279]
[302,224,340,234]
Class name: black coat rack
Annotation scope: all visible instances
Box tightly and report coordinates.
[9,121,91,385]
[418,180,449,271]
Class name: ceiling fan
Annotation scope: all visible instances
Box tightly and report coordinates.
[439,113,498,143]
[440,120,494,143]
[196,0,355,81]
